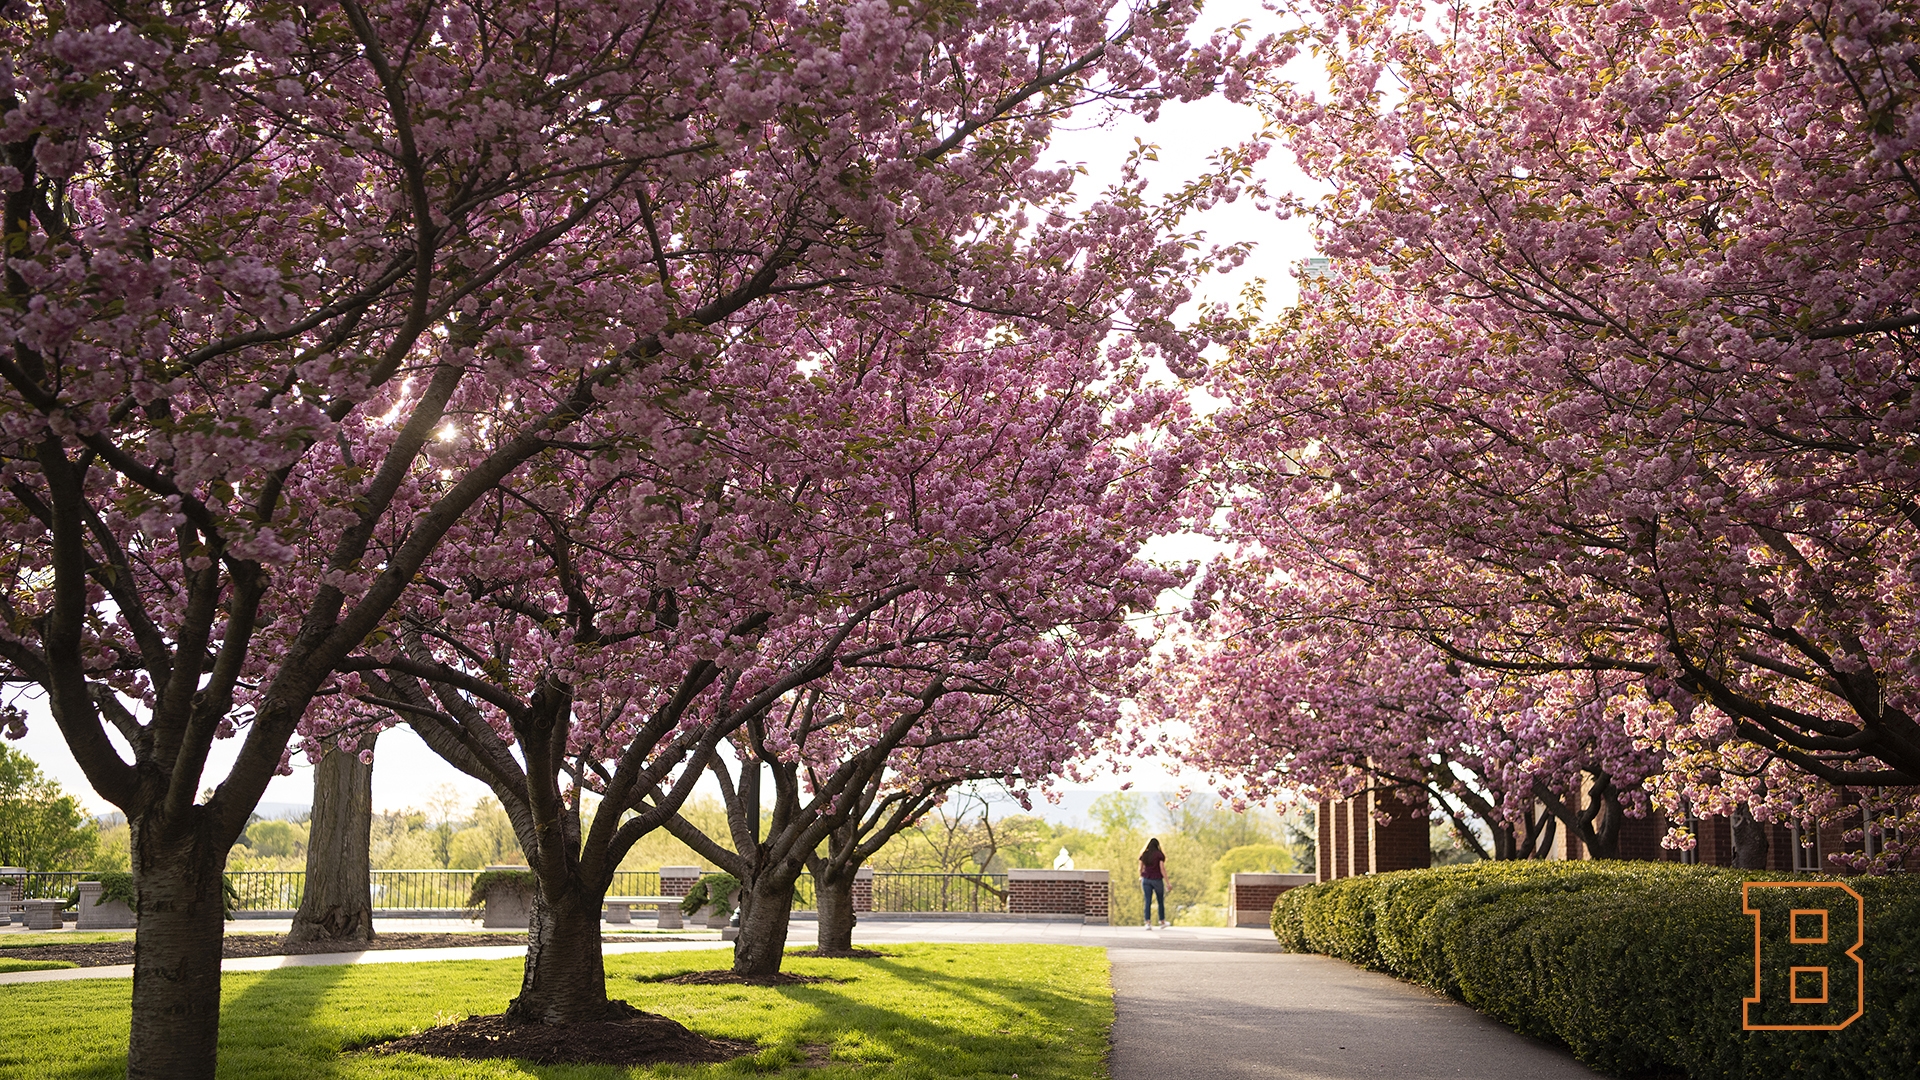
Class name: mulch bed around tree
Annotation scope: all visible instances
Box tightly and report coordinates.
[0,932,537,968]
[646,969,832,986]
[372,1001,755,1066]
[788,947,888,958]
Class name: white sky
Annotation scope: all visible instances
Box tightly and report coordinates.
[12,0,1319,821]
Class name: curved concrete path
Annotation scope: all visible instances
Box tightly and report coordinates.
[1103,931,1601,1080]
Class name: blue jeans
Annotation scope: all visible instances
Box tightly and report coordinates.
[1141,878,1166,923]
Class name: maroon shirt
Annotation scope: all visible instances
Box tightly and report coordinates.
[1139,851,1165,880]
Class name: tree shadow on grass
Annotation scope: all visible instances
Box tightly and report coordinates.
[214,962,357,1080]
[12,961,355,1080]
[586,947,1109,1078]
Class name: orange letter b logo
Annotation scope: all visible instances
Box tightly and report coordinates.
[1743,881,1864,1031]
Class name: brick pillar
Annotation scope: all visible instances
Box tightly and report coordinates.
[1349,797,1370,875]
[1229,873,1317,927]
[1007,870,1092,920]
[1331,799,1351,879]
[1317,801,1335,882]
[659,866,701,897]
[1365,789,1430,873]
[1082,869,1109,924]
[657,865,701,930]
[852,867,874,912]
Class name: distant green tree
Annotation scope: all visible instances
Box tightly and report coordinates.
[1208,844,1297,897]
[0,743,99,869]
[1087,792,1147,836]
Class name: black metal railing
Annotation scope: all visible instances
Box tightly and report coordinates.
[230,870,304,911]
[11,871,87,902]
[869,872,1008,913]
[7,868,1013,915]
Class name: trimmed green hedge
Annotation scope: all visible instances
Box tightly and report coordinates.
[1272,861,1920,1078]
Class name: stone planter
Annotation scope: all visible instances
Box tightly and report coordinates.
[706,883,733,926]
[76,881,136,929]
[478,880,535,928]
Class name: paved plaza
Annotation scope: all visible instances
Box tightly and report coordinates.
[2,918,1599,1078]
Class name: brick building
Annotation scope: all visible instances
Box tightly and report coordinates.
[1315,783,1882,880]
[1316,788,1432,882]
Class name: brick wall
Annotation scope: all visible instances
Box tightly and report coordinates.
[851,867,874,913]
[1765,823,1795,871]
[1700,815,1734,866]
[1008,869,1082,915]
[1367,789,1429,873]
[1007,869,1108,922]
[1229,873,1316,927]
[1615,813,1665,861]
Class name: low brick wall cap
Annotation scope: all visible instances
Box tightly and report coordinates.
[1007,868,1102,882]
[1229,872,1316,886]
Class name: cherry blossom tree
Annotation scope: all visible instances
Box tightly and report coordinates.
[801,704,1110,954]
[675,580,1161,975]
[329,305,1192,1006]
[1186,0,1920,867]
[0,1,1269,1071]
[1158,577,1663,859]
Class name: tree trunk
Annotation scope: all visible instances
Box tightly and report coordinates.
[815,870,858,954]
[507,886,614,1023]
[1584,783,1624,859]
[731,872,798,977]
[127,816,229,1080]
[1731,803,1770,869]
[286,738,375,946]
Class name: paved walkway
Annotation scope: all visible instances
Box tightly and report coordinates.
[3,920,1600,1078]
[1102,930,1599,1079]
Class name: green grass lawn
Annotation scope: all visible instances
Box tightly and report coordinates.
[0,944,1111,1079]
[0,931,136,948]
[0,956,77,973]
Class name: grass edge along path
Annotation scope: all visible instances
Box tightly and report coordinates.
[0,942,1113,1079]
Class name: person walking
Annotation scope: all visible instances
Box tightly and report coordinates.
[1139,838,1168,928]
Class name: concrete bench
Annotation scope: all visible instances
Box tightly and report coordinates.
[22,898,64,930]
[605,895,684,929]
